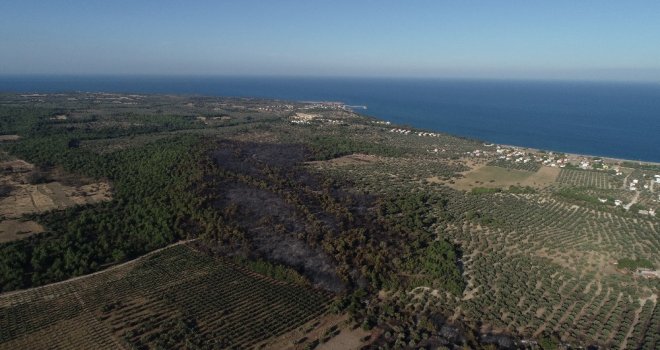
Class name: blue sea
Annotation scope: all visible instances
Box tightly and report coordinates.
[1,76,659,162]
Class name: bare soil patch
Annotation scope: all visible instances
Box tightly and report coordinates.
[0,159,112,242]
[318,325,372,350]
[0,220,45,243]
[308,153,379,167]
[259,313,372,350]
[0,135,20,142]
[0,181,111,219]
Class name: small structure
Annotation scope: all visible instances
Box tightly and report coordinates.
[636,268,660,278]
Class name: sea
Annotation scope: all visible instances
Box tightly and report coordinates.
[1,76,659,162]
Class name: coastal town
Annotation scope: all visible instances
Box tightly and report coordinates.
[285,104,660,223]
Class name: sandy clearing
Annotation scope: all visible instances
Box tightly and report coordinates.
[308,153,380,167]
[317,326,371,350]
[0,158,112,242]
[0,135,20,142]
[257,312,373,350]
[0,220,45,243]
[0,159,34,171]
[0,181,111,219]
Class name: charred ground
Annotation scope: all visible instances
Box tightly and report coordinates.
[197,140,463,296]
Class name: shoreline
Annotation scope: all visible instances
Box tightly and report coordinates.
[349,107,660,166]
[338,100,660,166]
[496,143,660,167]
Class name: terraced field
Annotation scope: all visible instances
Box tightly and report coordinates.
[0,243,331,350]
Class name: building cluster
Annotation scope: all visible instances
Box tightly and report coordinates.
[467,149,489,157]
[389,128,441,138]
[256,104,295,112]
[289,113,343,125]
[496,148,531,163]
[638,208,656,217]
[299,102,348,111]
[290,113,316,124]
[636,268,660,278]
[492,146,569,167]
[629,179,639,191]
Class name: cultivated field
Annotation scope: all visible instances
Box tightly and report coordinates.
[557,168,617,189]
[438,185,659,349]
[324,152,659,349]
[450,165,559,191]
[0,158,111,242]
[0,243,331,349]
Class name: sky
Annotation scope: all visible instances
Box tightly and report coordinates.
[1,0,660,81]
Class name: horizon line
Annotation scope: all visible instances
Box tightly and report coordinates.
[1,73,660,85]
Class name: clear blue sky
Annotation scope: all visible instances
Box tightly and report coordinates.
[2,0,660,81]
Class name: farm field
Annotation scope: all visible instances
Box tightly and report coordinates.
[0,180,111,218]
[488,158,542,172]
[0,243,331,350]
[449,164,559,191]
[0,158,111,243]
[557,168,618,189]
[0,219,44,243]
[440,191,660,349]
[324,155,659,348]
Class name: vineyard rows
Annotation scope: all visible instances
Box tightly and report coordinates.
[0,244,330,350]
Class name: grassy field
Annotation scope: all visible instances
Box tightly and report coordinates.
[450,165,559,191]
[0,243,331,350]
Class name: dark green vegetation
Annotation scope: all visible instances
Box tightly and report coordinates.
[1,93,658,350]
[622,161,660,172]
[0,134,206,291]
[617,258,655,271]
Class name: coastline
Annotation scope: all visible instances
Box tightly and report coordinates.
[2,76,659,163]
[354,106,660,167]
[497,144,660,167]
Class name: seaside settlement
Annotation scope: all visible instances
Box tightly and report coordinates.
[286,102,659,221]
